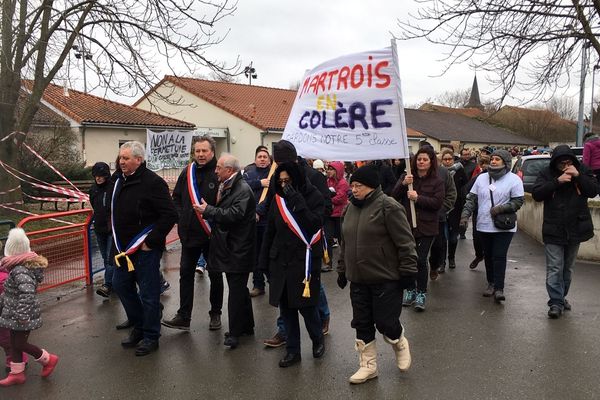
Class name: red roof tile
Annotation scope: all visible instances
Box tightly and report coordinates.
[136,76,296,131]
[23,81,194,129]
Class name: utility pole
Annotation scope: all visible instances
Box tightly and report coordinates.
[576,43,589,146]
[72,42,92,93]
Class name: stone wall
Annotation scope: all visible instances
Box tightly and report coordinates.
[517,194,600,262]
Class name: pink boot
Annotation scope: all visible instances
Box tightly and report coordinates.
[0,362,26,386]
[6,353,29,370]
[35,349,59,378]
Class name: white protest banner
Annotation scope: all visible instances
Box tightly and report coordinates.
[282,42,409,161]
[146,129,194,171]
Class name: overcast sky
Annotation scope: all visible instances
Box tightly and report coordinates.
[75,0,588,110]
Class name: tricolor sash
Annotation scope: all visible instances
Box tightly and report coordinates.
[187,163,212,236]
[275,194,322,298]
[111,176,154,272]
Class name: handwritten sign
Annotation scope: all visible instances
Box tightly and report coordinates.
[282,44,409,161]
[146,129,193,171]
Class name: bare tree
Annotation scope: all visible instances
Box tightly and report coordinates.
[396,1,600,106]
[435,88,471,108]
[0,0,238,204]
[546,96,578,120]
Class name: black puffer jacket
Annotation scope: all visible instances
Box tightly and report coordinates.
[203,173,256,273]
[111,163,177,252]
[172,157,219,247]
[531,145,598,245]
[0,256,47,331]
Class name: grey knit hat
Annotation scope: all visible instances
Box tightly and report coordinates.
[491,149,512,171]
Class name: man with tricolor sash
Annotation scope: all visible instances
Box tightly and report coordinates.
[197,153,256,349]
[163,135,223,332]
[111,141,177,356]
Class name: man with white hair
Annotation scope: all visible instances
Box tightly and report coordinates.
[196,153,256,349]
[111,141,177,356]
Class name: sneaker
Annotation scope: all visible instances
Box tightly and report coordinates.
[414,292,427,311]
[160,280,171,295]
[448,259,456,269]
[483,284,495,297]
[223,332,240,349]
[209,313,222,330]
[564,299,572,311]
[403,289,416,306]
[195,266,205,275]
[249,287,265,297]
[331,239,339,248]
[548,305,562,319]
[459,234,467,240]
[161,314,190,331]
[494,290,506,303]
[437,266,446,274]
[96,284,111,298]
[263,332,287,348]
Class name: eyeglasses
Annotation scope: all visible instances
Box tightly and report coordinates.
[278,178,291,184]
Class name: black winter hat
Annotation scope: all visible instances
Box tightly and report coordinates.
[350,165,380,189]
[92,162,110,177]
[273,140,297,164]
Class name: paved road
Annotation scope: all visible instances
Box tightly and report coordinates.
[4,231,600,400]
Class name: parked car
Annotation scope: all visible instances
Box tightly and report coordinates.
[512,154,551,193]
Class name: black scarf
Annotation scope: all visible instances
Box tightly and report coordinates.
[487,165,507,181]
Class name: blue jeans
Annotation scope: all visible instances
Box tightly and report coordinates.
[95,231,114,288]
[545,243,579,309]
[277,283,329,338]
[480,232,514,290]
[113,248,163,341]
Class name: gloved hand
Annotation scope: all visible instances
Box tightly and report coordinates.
[459,217,469,230]
[490,205,505,217]
[283,184,306,211]
[337,272,348,289]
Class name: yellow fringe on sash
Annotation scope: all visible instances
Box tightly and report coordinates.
[323,249,330,265]
[302,277,311,298]
[115,252,135,272]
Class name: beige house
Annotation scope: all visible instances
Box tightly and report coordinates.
[25,82,194,168]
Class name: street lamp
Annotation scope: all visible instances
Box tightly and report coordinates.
[72,44,92,93]
[244,62,257,85]
[590,64,600,133]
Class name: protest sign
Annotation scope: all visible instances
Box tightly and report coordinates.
[146,129,194,170]
[282,43,409,161]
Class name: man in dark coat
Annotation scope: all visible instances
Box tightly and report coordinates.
[243,145,272,297]
[111,141,177,356]
[531,144,599,319]
[198,153,256,348]
[163,135,223,332]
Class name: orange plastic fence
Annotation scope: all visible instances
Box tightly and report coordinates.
[18,209,93,291]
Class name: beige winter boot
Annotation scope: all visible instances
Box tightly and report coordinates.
[349,339,378,384]
[384,334,411,372]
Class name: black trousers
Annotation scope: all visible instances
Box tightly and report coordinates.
[178,244,223,320]
[429,221,448,269]
[407,236,434,292]
[280,286,322,354]
[225,272,254,336]
[350,281,404,343]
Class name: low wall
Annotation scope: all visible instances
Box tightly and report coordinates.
[517,194,600,262]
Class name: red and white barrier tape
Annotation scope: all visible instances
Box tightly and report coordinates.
[0,186,21,196]
[21,142,82,193]
[23,193,85,203]
[0,203,75,225]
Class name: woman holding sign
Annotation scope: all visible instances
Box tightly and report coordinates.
[259,162,325,368]
[392,147,445,312]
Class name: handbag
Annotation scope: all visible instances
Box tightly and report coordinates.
[489,176,516,230]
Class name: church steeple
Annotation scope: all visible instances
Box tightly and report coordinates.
[464,74,484,110]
